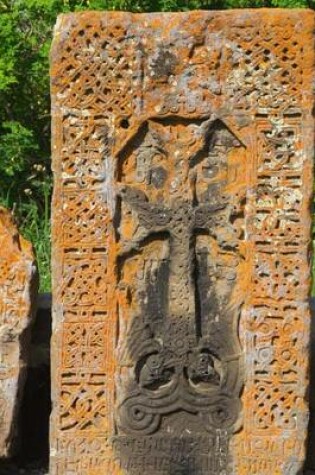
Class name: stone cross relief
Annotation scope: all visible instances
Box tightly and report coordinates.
[114,117,245,437]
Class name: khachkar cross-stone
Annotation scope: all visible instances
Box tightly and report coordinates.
[115,119,244,447]
[50,10,314,475]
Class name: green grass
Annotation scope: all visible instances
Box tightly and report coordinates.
[19,205,51,294]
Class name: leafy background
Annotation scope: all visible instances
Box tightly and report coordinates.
[0,0,313,292]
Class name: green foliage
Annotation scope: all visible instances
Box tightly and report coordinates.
[0,0,313,291]
[0,121,37,177]
[18,183,52,293]
[0,0,58,291]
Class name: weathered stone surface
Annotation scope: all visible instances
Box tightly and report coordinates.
[50,10,314,474]
[0,207,37,457]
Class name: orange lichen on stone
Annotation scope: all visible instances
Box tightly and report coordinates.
[50,10,314,474]
[0,207,37,457]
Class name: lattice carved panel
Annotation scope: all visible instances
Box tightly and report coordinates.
[51,10,314,475]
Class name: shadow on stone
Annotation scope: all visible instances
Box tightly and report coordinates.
[305,297,315,473]
[1,293,315,473]
[20,293,51,465]
[0,294,51,474]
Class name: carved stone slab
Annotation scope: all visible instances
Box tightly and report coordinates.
[0,207,37,457]
[50,10,314,474]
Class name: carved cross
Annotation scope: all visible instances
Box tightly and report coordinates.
[116,119,242,435]
[118,185,230,348]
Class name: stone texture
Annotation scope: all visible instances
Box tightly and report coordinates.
[19,293,51,466]
[50,10,314,475]
[0,207,37,457]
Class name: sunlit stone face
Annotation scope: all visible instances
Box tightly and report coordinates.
[0,207,37,457]
[50,10,314,474]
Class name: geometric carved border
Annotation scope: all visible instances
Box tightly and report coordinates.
[51,10,314,474]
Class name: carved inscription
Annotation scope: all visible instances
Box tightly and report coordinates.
[51,10,314,474]
[112,118,246,471]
